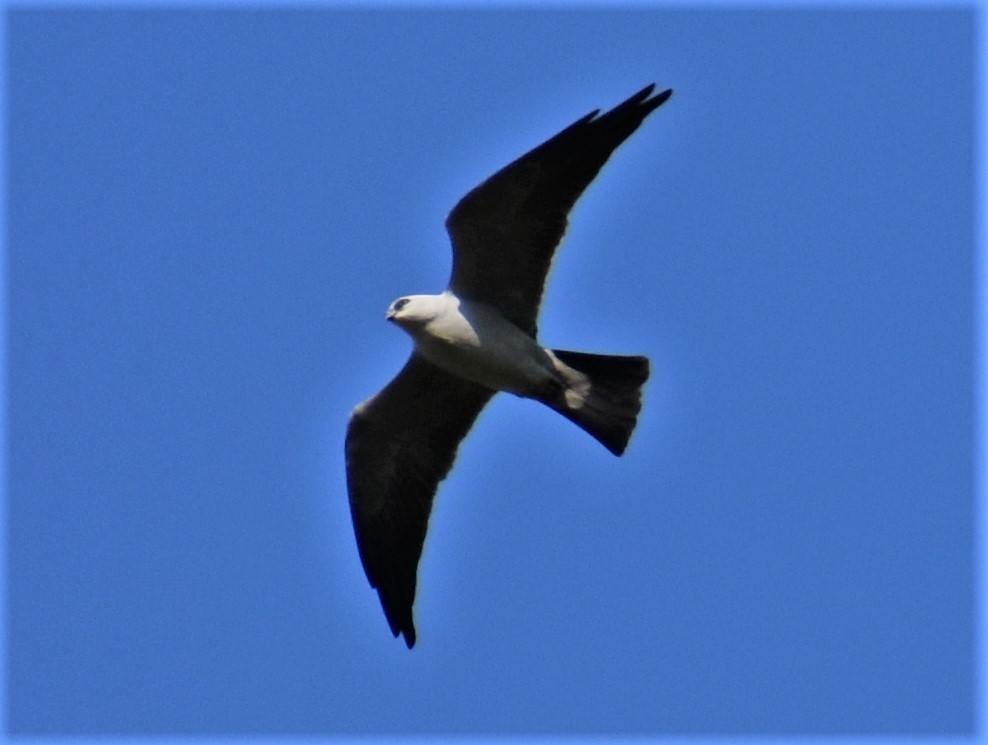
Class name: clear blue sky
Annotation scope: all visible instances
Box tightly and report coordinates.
[4,5,982,738]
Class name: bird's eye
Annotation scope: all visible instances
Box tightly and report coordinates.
[394,298,410,312]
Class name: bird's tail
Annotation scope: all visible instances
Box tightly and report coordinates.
[541,349,650,456]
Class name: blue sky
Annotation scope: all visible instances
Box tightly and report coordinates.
[3,4,983,739]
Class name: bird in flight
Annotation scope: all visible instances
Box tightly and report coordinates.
[346,84,672,647]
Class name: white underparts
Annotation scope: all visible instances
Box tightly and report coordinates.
[397,292,558,397]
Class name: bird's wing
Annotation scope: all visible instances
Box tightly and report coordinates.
[446,84,672,335]
[345,353,494,648]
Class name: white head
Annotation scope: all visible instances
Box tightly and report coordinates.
[385,294,447,331]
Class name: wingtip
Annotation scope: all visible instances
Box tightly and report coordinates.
[637,86,673,118]
[390,622,416,648]
[654,87,673,105]
[641,84,672,107]
[381,595,418,648]
[617,84,673,115]
[635,82,656,98]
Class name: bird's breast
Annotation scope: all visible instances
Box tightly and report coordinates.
[413,300,552,396]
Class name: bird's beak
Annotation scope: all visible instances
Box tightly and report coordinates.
[385,309,396,322]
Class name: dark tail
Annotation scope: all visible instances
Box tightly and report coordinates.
[542,349,650,456]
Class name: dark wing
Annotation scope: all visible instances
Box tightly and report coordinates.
[446,84,673,335]
[345,353,494,648]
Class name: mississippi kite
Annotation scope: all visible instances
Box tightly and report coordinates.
[346,84,672,647]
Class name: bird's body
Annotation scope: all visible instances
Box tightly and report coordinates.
[389,292,553,397]
[345,84,673,647]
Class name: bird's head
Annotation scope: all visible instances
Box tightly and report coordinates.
[385,294,446,330]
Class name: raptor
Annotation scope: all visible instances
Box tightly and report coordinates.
[346,84,672,647]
